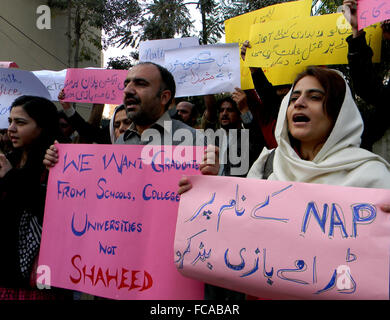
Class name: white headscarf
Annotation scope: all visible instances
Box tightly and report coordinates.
[247,70,390,189]
[109,105,125,144]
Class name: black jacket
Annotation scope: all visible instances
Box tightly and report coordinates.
[346,32,390,150]
[0,152,47,287]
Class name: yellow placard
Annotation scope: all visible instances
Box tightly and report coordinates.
[246,13,382,84]
[224,0,312,89]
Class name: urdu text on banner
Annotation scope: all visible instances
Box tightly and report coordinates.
[175,175,390,300]
[164,43,241,97]
[63,68,128,105]
[357,0,390,30]
[224,0,312,88]
[0,68,51,129]
[139,37,200,65]
[245,13,382,75]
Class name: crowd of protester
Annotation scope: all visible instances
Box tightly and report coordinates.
[1,0,390,300]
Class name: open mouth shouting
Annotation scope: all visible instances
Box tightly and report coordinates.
[124,95,140,112]
[292,113,310,125]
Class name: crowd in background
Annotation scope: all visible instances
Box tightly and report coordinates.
[1,0,390,300]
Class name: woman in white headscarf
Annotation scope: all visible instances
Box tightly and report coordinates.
[246,66,390,188]
[177,66,390,302]
[179,66,390,194]
[180,66,390,192]
[109,104,132,144]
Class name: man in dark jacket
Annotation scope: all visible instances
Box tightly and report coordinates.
[344,0,390,151]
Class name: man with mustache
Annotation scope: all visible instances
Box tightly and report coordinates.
[201,91,264,178]
[218,97,242,131]
[174,101,199,128]
[43,61,219,300]
[116,62,198,146]
[44,62,217,173]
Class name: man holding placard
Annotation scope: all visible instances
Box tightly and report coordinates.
[42,62,220,300]
[45,62,220,174]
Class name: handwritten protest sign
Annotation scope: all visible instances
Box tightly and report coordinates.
[246,13,382,74]
[139,37,200,65]
[0,61,19,68]
[38,144,205,300]
[63,68,128,105]
[0,68,51,128]
[357,0,390,30]
[224,0,312,88]
[33,69,67,101]
[175,175,390,299]
[164,43,240,97]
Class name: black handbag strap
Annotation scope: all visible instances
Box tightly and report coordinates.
[263,149,275,179]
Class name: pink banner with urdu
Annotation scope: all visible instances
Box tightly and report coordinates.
[357,0,390,29]
[38,144,205,300]
[63,68,128,104]
[175,175,390,299]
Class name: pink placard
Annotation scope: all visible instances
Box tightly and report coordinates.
[0,61,19,68]
[175,175,390,299]
[38,144,205,300]
[63,68,128,104]
[357,0,390,29]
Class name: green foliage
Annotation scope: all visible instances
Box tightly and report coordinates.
[219,0,290,21]
[139,0,193,43]
[51,0,298,60]
[316,0,343,15]
[106,55,133,70]
[48,0,107,66]
[102,0,142,48]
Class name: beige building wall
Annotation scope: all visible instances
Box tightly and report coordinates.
[0,0,102,70]
[0,0,103,119]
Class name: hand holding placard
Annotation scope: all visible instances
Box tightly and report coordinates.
[63,68,128,105]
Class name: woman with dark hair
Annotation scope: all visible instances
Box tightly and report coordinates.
[0,95,69,299]
[246,66,390,187]
[178,66,390,300]
[109,104,132,143]
[179,65,390,191]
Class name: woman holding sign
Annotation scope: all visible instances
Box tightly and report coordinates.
[179,66,390,192]
[178,65,390,299]
[0,96,69,299]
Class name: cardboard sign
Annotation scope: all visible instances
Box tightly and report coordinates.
[38,144,205,300]
[246,13,383,74]
[63,68,128,105]
[357,0,390,29]
[224,0,312,88]
[139,37,200,65]
[175,175,390,299]
[164,43,240,97]
[0,68,51,128]
[32,69,67,101]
